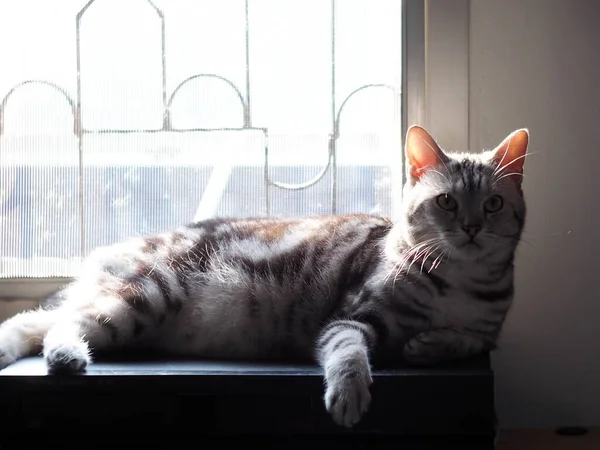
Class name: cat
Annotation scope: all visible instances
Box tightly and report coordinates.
[0,125,529,428]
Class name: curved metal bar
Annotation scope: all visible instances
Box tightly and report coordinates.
[334,83,397,138]
[167,74,248,129]
[244,0,252,127]
[76,0,167,131]
[262,127,270,214]
[268,159,334,191]
[0,80,77,136]
[146,0,168,130]
[75,0,95,135]
[74,0,98,259]
[76,0,164,26]
[75,0,94,21]
[268,84,398,192]
[267,140,334,191]
[330,0,337,212]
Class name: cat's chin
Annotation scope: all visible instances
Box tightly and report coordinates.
[460,241,481,250]
[452,240,485,260]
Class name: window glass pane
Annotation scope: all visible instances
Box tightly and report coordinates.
[0,0,403,278]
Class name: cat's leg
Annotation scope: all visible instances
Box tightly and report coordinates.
[0,308,58,369]
[316,319,377,428]
[43,320,91,373]
[403,327,493,365]
[42,289,134,374]
[42,238,184,373]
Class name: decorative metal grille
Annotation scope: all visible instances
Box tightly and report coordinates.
[0,0,402,277]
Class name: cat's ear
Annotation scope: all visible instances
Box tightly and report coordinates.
[405,125,449,183]
[491,129,529,183]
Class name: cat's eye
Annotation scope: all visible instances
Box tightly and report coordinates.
[484,195,503,213]
[435,194,458,211]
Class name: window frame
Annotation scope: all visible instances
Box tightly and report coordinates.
[0,0,469,305]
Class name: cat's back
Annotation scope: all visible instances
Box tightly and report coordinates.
[189,213,389,242]
[158,214,392,358]
[189,213,391,259]
[78,214,392,359]
[83,214,390,272]
[180,213,392,300]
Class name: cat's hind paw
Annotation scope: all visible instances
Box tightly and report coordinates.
[0,349,16,371]
[44,341,90,374]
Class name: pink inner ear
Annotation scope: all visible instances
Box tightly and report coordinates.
[492,129,529,176]
[405,126,446,180]
[407,152,438,179]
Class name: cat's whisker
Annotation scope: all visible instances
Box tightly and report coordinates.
[406,243,438,275]
[396,238,443,276]
[440,249,452,267]
[492,172,524,187]
[414,246,431,261]
[396,253,416,277]
[396,248,422,277]
[426,169,451,185]
[491,136,512,178]
[385,240,434,283]
[429,249,447,272]
[420,244,442,273]
[416,134,451,177]
[433,255,443,271]
[383,259,402,284]
[429,254,441,272]
[492,151,536,179]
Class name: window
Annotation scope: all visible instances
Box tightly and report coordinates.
[0,0,425,296]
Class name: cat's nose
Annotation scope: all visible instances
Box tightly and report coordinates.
[461,224,482,238]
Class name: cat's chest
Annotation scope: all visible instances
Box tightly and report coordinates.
[410,266,500,328]
[379,273,494,341]
[427,290,490,327]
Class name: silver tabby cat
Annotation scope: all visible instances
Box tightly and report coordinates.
[0,125,529,427]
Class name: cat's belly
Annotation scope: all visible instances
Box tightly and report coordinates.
[152,289,323,360]
[144,262,340,359]
[155,315,315,360]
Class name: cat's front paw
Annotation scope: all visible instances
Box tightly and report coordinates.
[325,370,373,428]
[403,328,483,366]
[403,331,448,366]
[44,341,90,374]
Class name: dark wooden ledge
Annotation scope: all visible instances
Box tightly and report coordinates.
[0,353,495,449]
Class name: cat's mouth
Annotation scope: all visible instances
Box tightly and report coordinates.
[459,240,481,250]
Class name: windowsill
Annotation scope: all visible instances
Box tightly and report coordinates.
[0,277,70,312]
[0,353,495,440]
[0,352,492,377]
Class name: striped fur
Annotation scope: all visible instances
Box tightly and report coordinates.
[0,125,529,427]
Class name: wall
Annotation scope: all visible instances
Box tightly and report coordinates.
[469,0,600,428]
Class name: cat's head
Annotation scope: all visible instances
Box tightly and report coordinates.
[401,125,529,262]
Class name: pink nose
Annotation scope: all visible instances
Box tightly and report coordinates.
[462,225,481,238]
